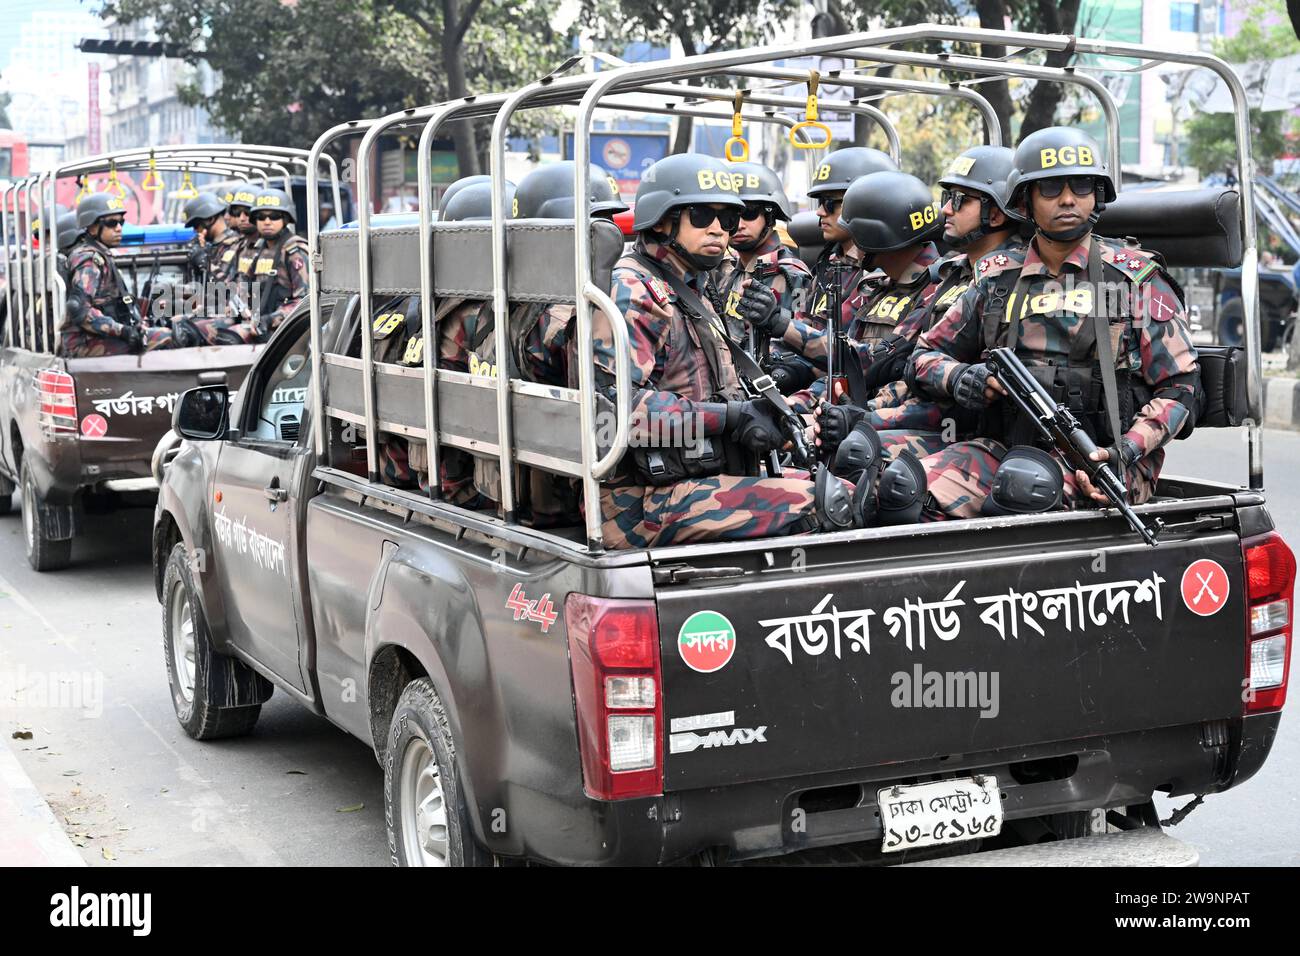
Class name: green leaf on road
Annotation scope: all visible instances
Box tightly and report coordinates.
[336,803,364,813]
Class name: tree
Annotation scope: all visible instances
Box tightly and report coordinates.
[1185,1,1300,178]
[98,0,574,177]
[578,0,800,154]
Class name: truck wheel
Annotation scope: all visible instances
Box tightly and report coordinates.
[162,542,265,740]
[20,460,72,572]
[385,678,495,867]
[1217,298,1245,348]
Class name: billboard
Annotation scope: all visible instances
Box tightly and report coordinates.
[563,130,672,197]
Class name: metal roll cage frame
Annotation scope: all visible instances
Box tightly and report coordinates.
[309,23,1262,553]
[2,144,342,355]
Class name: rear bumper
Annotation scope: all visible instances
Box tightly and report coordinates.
[501,714,1279,866]
[904,827,1197,867]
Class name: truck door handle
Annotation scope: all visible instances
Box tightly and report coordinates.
[264,484,288,503]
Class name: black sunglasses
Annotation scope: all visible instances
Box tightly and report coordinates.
[740,203,770,222]
[1035,176,1097,199]
[683,204,741,233]
[941,188,981,212]
[817,197,843,215]
[252,212,286,222]
[100,217,126,228]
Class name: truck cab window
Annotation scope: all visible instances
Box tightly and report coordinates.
[247,328,311,443]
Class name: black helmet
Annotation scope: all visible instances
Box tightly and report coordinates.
[1006,127,1115,241]
[56,211,81,252]
[980,446,1064,516]
[76,192,128,231]
[227,183,258,212]
[805,147,898,199]
[251,187,295,224]
[33,203,70,236]
[937,146,1016,247]
[514,162,628,219]
[439,175,492,215]
[838,170,942,253]
[184,192,229,227]
[730,161,793,221]
[631,153,745,232]
[441,180,516,222]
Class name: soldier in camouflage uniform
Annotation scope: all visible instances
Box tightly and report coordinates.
[769,148,897,395]
[907,127,1199,521]
[374,179,515,508]
[752,170,944,420]
[816,148,1025,462]
[62,194,188,356]
[208,188,310,345]
[223,183,259,280]
[710,161,811,366]
[591,153,853,549]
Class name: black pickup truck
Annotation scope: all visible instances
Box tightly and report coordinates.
[1,239,258,570]
[153,183,1291,866]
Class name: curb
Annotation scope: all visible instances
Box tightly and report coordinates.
[0,736,86,866]
[1264,376,1300,431]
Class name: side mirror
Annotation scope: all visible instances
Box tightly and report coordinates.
[174,385,229,441]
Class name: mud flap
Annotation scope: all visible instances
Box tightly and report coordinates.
[38,500,77,542]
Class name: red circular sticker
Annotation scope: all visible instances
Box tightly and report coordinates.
[677,610,736,674]
[80,413,108,438]
[603,138,631,169]
[1181,559,1229,617]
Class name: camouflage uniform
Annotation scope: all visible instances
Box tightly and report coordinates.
[712,230,813,345]
[61,237,178,356]
[910,234,1199,518]
[591,238,823,549]
[783,242,942,412]
[210,230,310,345]
[873,238,1024,458]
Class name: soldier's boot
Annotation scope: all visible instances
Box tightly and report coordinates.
[875,450,929,525]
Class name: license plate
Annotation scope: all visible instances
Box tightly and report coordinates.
[878,776,1003,853]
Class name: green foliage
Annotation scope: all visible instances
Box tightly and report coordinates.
[98,0,574,154]
[1185,0,1300,176]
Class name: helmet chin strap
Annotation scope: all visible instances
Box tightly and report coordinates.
[1030,196,1106,244]
[731,211,772,253]
[659,213,726,272]
[946,197,993,249]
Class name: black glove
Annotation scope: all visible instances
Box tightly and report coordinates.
[952,362,995,411]
[736,281,787,336]
[121,324,144,354]
[816,401,867,455]
[726,399,785,454]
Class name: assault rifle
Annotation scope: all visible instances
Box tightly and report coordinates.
[986,347,1162,546]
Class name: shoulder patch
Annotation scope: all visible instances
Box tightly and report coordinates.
[647,276,673,307]
[976,251,1019,279]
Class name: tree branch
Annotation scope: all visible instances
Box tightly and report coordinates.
[454,0,488,46]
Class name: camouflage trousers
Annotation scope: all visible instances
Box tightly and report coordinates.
[877,429,949,460]
[61,324,192,356]
[918,438,1162,521]
[378,437,487,508]
[192,314,260,346]
[600,475,818,549]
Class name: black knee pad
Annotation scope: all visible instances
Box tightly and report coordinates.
[814,466,857,531]
[980,445,1064,517]
[876,450,928,525]
[832,420,881,479]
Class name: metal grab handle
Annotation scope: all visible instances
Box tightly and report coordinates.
[264,484,288,503]
[791,69,832,149]
[725,91,750,162]
[585,282,631,481]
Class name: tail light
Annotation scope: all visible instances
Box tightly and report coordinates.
[565,593,663,800]
[35,369,78,438]
[1243,532,1295,714]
